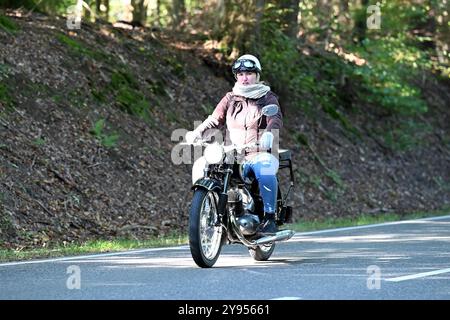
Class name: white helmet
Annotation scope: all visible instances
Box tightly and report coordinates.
[232,54,262,75]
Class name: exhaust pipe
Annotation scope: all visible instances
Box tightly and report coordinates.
[255,229,295,245]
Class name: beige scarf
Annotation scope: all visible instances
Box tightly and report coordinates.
[232,83,270,99]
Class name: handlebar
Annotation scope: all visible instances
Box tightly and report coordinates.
[179,140,259,153]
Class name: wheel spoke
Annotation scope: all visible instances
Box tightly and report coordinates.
[199,192,222,260]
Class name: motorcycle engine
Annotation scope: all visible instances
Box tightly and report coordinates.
[227,187,255,216]
[237,213,260,235]
[227,188,244,217]
[228,187,258,235]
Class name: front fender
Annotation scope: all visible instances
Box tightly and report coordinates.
[191,178,222,192]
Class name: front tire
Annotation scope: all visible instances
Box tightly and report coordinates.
[189,189,223,268]
[248,243,275,261]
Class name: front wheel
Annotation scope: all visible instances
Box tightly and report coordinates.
[248,243,275,261]
[189,189,224,268]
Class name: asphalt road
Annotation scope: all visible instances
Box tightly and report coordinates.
[1,215,449,300]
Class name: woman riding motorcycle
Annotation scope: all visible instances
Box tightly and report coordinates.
[185,54,283,235]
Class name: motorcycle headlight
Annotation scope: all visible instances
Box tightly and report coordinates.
[204,143,224,164]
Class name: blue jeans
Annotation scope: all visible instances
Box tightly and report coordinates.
[242,153,279,214]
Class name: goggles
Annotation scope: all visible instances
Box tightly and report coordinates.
[232,59,258,73]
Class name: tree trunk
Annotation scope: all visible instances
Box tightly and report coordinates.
[354,0,368,43]
[253,0,265,52]
[0,0,33,9]
[83,0,91,20]
[338,0,351,39]
[172,0,186,30]
[430,0,449,65]
[156,0,161,27]
[131,0,147,27]
[216,0,226,18]
[277,0,299,39]
[214,0,267,56]
[95,0,109,21]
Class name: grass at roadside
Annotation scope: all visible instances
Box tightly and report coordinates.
[0,233,188,263]
[1,209,448,263]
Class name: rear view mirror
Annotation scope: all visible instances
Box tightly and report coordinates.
[261,104,279,117]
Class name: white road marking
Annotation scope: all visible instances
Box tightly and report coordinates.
[294,215,450,236]
[385,268,450,282]
[2,215,449,267]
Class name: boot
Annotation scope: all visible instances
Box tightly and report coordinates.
[257,213,278,235]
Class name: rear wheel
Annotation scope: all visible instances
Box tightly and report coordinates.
[248,243,275,261]
[189,189,223,268]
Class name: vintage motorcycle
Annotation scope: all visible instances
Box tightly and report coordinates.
[185,105,295,268]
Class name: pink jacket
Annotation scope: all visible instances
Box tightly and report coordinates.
[195,91,283,158]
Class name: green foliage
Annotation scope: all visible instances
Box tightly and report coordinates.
[433,177,450,192]
[0,63,10,80]
[0,83,13,110]
[0,14,19,34]
[0,210,14,235]
[2,0,75,15]
[325,169,345,189]
[309,175,322,189]
[90,119,119,148]
[200,104,214,117]
[322,104,361,138]
[0,0,36,9]
[260,7,362,140]
[111,71,151,118]
[259,17,318,110]
[293,132,309,146]
[256,1,438,155]
[91,89,107,103]
[0,232,189,262]
[352,36,429,116]
[147,80,167,96]
[58,33,90,55]
[0,83,9,102]
[0,191,13,238]
[380,119,432,151]
[90,119,104,137]
[163,55,186,79]
[260,5,366,110]
[101,134,119,148]
[91,65,154,121]
[165,110,180,124]
[366,1,429,37]
[33,138,46,146]
[303,168,346,203]
[116,87,151,118]
[57,33,107,61]
[111,69,139,90]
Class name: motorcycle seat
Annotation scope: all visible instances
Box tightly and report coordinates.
[278,149,291,161]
